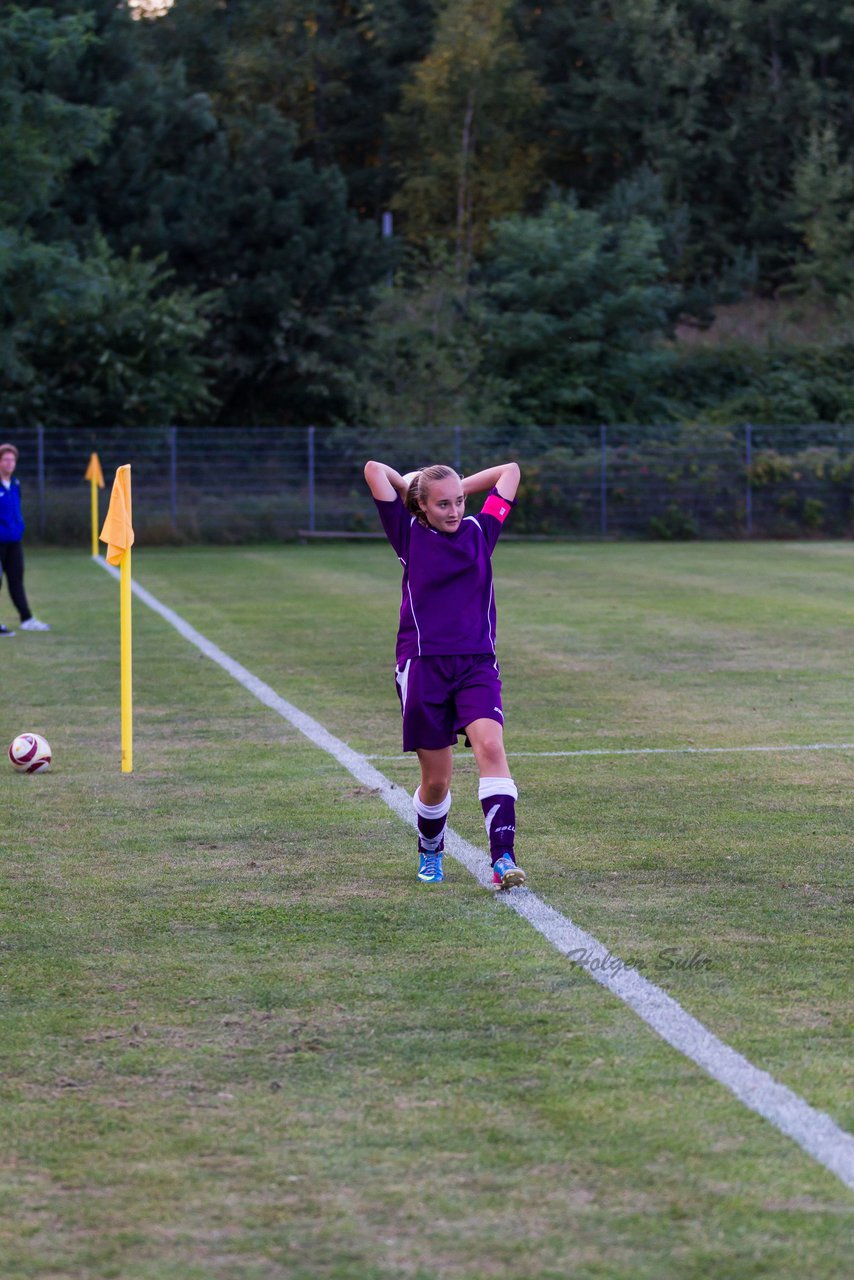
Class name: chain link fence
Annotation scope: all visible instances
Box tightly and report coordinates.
[7,423,854,543]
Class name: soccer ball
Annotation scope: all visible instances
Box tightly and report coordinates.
[8,732,52,773]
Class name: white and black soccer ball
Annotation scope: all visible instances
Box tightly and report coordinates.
[8,732,52,773]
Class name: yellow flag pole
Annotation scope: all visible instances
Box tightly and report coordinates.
[84,452,105,557]
[120,544,133,773]
[91,471,99,558]
[99,461,134,774]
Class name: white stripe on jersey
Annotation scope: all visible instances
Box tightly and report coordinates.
[465,515,494,650]
[486,577,495,654]
[406,582,422,655]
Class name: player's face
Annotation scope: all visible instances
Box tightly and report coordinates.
[421,474,465,532]
[0,452,16,481]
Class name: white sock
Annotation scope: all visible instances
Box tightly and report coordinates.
[413,787,451,851]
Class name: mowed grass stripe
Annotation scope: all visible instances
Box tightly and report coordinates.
[3,546,851,1280]
[369,744,854,758]
[122,543,854,1118]
[96,555,854,1193]
[105,543,854,1109]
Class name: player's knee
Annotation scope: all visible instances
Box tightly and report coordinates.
[478,737,507,773]
[419,777,451,806]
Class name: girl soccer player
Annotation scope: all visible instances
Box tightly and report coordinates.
[364,458,525,889]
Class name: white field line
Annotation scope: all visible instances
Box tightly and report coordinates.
[96,556,854,1193]
[367,743,854,760]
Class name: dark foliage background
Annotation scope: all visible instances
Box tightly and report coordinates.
[3,0,853,432]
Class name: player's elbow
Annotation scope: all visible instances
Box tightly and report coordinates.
[364,460,380,485]
[497,460,520,502]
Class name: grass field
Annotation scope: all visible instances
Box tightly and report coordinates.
[2,541,853,1279]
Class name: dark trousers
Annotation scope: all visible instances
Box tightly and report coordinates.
[0,541,32,622]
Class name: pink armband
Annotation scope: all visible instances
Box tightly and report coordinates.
[482,493,512,522]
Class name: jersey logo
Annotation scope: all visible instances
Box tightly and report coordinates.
[482,493,510,522]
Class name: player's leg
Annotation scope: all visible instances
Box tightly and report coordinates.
[397,657,456,884]
[464,714,526,890]
[454,656,525,889]
[4,543,33,623]
[0,543,15,635]
[415,745,453,808]
[414,746,453,882]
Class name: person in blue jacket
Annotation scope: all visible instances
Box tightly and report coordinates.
[0,443,50,635]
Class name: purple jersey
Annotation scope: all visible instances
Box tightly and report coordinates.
[374,487,515,662]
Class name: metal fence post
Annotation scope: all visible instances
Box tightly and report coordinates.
[169,426,178,534]
[307,425,316,532]
[599,424,608,539]
[454,424,462,475]
[36,424,46,538]
[382,211,394,288]
[745,422,753,537]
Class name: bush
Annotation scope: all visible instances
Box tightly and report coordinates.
[662,341,854,426]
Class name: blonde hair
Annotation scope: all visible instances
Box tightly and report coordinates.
[405,465,460,527]
[0,443,19,461]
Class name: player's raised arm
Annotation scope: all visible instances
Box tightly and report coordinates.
[461,461,520,503]
[364,460,411,502]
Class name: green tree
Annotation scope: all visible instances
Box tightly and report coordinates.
[481,194,676,422]
[0,6,110,226]
[144,0,436,219]
[0,5,213,430]
[515,0,854,287]
[1,237,215,430]
[393,0,543,266]
[353,246,510,428]
[789,124,854,304]
[79,98,386,423]
[35,1,390,423]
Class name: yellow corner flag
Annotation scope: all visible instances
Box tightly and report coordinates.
[84,452,105,557]
[84,452,105,487]
[100,465,134,772]
[99,464,134,566]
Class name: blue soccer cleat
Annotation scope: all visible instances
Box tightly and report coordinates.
[417,850,445,883]
[492,853,526,890]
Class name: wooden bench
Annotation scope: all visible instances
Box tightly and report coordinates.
[297,529,385,543]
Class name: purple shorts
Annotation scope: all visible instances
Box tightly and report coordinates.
[394,654,504,752]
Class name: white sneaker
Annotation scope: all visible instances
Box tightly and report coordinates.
[20,618,51,632]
